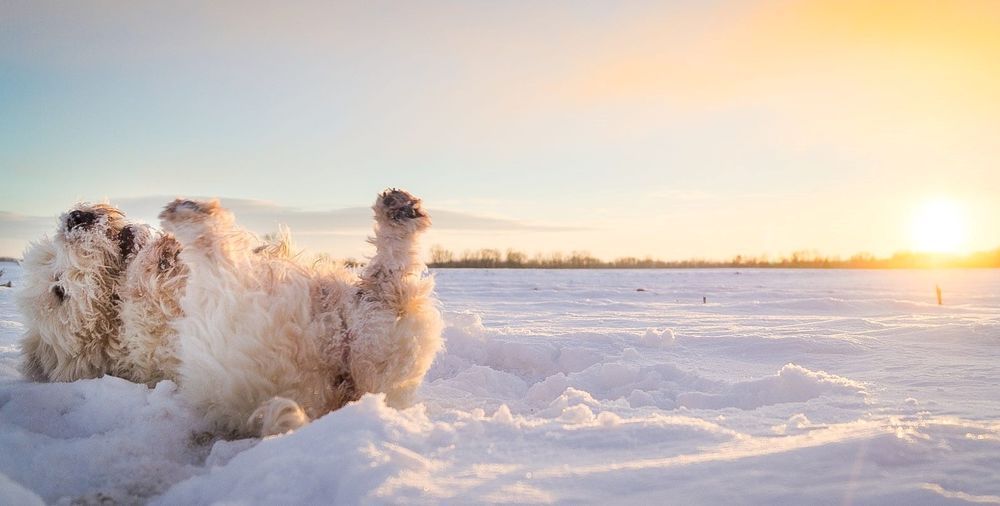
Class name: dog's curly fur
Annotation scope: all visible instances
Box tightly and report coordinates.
[160,189,443,437]
[16,202,290,386]
[119,226,294,386]
[117,228,188,384]
[16,203,132,381]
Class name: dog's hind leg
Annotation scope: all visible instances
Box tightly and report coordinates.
[250,396,310,437]
[346,189,443,408]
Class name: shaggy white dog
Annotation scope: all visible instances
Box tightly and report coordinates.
[17,203,134,381]
[15,202,190,384]
[17,202,292,386]
[160,189,442,437]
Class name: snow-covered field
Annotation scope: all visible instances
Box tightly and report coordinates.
[1,263,998,505]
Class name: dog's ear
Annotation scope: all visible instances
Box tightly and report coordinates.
[119,225,139,261]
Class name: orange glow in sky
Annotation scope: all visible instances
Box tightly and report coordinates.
[1,1,999,260]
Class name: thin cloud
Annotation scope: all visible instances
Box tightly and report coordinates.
[0,212,56,239]
[113,196,586,233]
[0,196,586,257]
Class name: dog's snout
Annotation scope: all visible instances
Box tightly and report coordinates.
[67,210,97,231]
[52,285,66,302]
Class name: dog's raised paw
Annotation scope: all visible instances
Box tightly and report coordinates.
[159,199,219,223]
[164,199,206,215]
[377,188,428,224]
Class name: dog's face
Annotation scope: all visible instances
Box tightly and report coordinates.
[56,202,129,254]
[17,203,137,356]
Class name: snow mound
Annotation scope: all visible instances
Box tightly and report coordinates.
[0,378,204,504]
[637,328,675,348]
[677,364,867,410]
[432,312,866,415]
[155,394,444,505]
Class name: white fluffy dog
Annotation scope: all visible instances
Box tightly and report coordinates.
[17,203,133,381]
[159,189,442,437]
[16,203,192,384]
[17,202,294,386]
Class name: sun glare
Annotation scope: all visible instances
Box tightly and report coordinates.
[910,199,967,253]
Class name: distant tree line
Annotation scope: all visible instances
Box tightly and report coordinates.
[2,249,997,270]
[428,246,1000,269]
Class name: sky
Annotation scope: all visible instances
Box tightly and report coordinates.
[2,0,999,261]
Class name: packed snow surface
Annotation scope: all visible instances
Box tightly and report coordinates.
[1,263,998,504]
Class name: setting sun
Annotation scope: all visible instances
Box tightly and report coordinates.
[911,199,968,253]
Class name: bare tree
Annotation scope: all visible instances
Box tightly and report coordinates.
[505,249,526,267]
[430,245,454,265]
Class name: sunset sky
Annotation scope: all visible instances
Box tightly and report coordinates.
[2,1,999,260]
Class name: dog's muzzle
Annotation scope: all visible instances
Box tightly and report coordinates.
[66,210,98,231]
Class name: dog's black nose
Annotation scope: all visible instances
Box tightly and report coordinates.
[66,210,97,230]
[119,225,136,259]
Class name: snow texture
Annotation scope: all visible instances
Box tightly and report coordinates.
[1,263,999,504]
